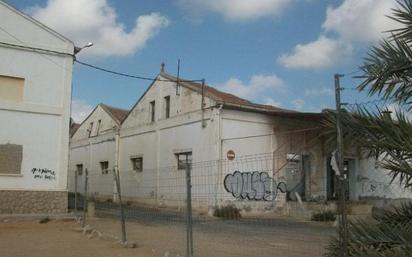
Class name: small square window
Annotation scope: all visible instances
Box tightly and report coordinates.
[76,164,83,176]
[130,157,143,172]
[176,152,192,170]
[100,161,109,174]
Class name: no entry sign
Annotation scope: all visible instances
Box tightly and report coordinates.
[227,150,235,160]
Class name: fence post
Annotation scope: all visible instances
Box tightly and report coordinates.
[185,157,194,257]
[74,169,78,215]
[81,168,88,228]
[113,167,127,244]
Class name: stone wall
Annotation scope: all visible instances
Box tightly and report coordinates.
[0,190,67,214]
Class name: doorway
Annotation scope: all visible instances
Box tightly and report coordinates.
[327,158,356,200]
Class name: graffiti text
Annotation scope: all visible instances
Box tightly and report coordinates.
[224,171,286,201]
[31,168,56,180]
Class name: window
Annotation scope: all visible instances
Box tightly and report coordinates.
[130,157,143,172]
[100,161,109,174]
[96,119,101,135]
[150,101,156,122]
[164,96,170,119]
[88,122,94,138]
[176,152,192,170]
[76,164,83,176]
[0,75,24,103]
[0,144,22,174]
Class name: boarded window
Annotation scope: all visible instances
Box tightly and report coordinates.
[0,144,23,174]
[0,75,24,102]
[130,157,143,172]
[100,161,109,174]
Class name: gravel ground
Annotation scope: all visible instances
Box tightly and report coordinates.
[0,206,335,257]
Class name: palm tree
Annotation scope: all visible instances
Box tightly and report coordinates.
[323,1,412,256]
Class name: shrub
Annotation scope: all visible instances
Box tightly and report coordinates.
[213,205,241,220]
[311,210,336,222]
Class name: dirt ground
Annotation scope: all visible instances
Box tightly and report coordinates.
[0,215,334,257]
[0,218,154,257]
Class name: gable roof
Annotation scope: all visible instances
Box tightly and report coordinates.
[70,103,129,138]
[0,1,73,47]
[160,72,303,116]
[122,70,323,125]
[100,103,129,125]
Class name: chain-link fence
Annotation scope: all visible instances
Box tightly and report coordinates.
[68,151,412,257]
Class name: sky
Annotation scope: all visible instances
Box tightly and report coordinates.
[6,0,400,122]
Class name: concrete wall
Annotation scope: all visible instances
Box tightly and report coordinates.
[0,2,73,214]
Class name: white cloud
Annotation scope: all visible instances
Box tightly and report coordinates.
[278,36,352,69]
[177,0,291,21]
[29,0,170,58]
[279,0,398,69]
[305,87,334,97]
[323,0,398,43]
[218,74,285,100]
[292,99,305,110]
[71,99,93,123]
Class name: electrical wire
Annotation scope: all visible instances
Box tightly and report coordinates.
[74,60,203,83]
[0,25,204,84]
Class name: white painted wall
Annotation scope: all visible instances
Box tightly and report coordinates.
[69,105,120,199]
[0,2,73,192]
[356,158,412,199]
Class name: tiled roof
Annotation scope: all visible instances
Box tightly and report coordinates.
[160,72,296,114]
[100,104,129,124]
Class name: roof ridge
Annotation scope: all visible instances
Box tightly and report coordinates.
[100,103,129,112]
[159,72,296,114]
[99,103,129,124]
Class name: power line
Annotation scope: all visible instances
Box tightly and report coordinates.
[74,60,203,83]
[0,41,72,56]
[0,25,204,84]
[0,25,73,73]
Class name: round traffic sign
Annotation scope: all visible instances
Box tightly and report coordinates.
[227,150,235,160]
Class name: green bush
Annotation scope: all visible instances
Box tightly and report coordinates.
[311,210,336,222]
[213,205,241,220]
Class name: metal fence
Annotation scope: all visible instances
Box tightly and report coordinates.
[68,152,412,257]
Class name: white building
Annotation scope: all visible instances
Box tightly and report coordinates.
[68,103,128,200]
[70,68,412,216]
[70,67,328,213]
[0,1,74,214]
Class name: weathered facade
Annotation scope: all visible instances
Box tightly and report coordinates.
[69,68,411,216]
[0,2,74,214]
[68,103,128,200]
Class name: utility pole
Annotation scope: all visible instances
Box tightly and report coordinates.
[334,74,348,257]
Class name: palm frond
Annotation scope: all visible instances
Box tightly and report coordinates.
[322,108,412,188]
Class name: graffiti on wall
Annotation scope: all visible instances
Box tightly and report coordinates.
[31,168,56,180]
[361,179,390,195]
[224,171,286,201]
